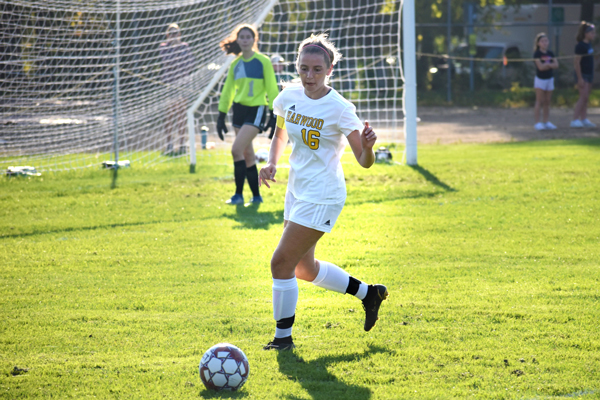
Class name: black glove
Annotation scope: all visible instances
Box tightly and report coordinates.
[216,111,228,141]
[265,109,276,139]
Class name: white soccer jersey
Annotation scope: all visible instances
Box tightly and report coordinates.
[273,85,363,204]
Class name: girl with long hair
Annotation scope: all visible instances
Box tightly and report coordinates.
[217,24,279,205]
[571,22,596,128]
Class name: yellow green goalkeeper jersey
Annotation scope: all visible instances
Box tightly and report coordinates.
[218,52,279,113]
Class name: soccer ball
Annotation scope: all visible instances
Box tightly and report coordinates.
[199,343,249,391]
[375,146,392,163]
[255,148,269,163]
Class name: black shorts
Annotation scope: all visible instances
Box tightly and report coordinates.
[574,72,594,84]
[231,103,267,132]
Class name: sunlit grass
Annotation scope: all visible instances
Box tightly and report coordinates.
[1,139,599,399]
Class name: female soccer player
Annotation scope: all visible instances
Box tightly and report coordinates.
[571,22,596,128]
[259,33,388,350]
[217,24,279,205]
[532,33,559,131]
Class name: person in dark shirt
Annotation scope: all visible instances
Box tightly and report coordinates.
[571,22,596,128]
[532,33,559,131]
[160,23,196,155]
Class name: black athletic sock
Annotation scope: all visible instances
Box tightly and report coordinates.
[346,276,361,296]
[234,160,246,195]
[246,164,260,197]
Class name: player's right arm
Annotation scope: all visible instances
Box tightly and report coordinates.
[218,59,237,113]
[259,116,288,188]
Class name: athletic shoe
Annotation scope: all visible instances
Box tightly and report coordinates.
[534,122,546,131]
[582,119,597,128]
[263,336,295,351]
[544,122,557,130]
[570,119,584,128]
[244,195,263,207]
[225,194,244,205]
[362,284,389,332]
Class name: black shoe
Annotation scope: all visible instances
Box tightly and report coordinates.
[362,284,389,331]
[263,336,295,351]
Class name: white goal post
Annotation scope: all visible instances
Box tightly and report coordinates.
[0,0,417,172]
[402,0,418,166]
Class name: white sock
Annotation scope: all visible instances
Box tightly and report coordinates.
[312,260,368,300]
[272,277,298,338]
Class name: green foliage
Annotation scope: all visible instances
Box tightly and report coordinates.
[1,140,600,399]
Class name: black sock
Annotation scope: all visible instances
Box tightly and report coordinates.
[234,160,246,195]
[346,276,361,296]
[246,164,260,197]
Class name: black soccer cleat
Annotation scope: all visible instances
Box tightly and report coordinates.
[263,336,295,351]
[362,284,389,331]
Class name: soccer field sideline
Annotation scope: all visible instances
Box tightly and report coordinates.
[1,139,599,399]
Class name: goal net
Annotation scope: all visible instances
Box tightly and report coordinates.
[1,0,409,172]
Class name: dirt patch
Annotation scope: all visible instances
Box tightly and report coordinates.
[415,106,600,144]
[227,107,600,149]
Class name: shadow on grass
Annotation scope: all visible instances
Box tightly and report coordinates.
[409,165,457,192]
[199,386,249,399]
[0,214,221,240]
[0,219,172,240]
[275,344,390,400]
[222,203,284,230]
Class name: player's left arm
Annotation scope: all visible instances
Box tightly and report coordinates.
[262,56,280,110]
[259,116,288,188]
[347,121,377,168]
[550,53,559,69]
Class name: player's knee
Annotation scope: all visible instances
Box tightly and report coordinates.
[270,252,295,278]
[231,147,243,159]
[270,252,286,274]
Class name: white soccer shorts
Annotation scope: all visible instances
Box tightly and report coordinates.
[534,76,554,91]
[283,190,344,233]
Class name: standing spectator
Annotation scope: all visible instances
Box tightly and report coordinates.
[533,33,558,131]
[217,24,279,205]
[571,22,596,128]
[160,23,196,155]
[271,54,286,87]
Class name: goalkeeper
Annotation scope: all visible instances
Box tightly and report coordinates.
[217,24,279,206]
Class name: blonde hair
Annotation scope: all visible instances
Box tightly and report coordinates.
[296,33,342,69]
[533,32,547,52]
[219,24,259,55]
[166,23,180,36]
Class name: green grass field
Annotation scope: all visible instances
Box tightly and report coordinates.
[1,140,599,399]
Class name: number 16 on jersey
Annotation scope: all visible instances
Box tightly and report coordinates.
[301,128,320,150]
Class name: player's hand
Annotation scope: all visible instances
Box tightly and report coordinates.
[577,78,585,90]
[265,110,276,139]
[361,121,377,150]
[259,163,277,188]
[216,112,228,141]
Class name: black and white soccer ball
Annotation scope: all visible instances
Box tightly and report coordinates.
[199,343,249,391]
[375,146,392,163]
